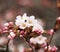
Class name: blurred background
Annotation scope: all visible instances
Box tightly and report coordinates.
[0,0,59,52]
[0,0,57,29]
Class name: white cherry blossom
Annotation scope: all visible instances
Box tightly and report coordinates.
[27,16,37,27]
[30,35,47,45]
[15,15,21,26]
[32,21,44,33]
[15,13,29,29]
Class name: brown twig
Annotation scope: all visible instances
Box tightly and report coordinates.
[46,19,60,52]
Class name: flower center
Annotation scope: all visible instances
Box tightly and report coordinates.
[25,20,27,22]
[29,20,32,24]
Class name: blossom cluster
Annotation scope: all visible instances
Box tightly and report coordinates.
[15,13,44,32]
[0,13,60,52]
[0,13,44,39]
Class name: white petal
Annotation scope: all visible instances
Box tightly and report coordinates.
[30,16,35,20]
[16,15,21,20]
[22,13,27,18]
[30,37,37,44]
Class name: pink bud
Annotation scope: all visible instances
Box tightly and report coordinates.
[4,23,9,27]
[2,27,8,33]
[51,46,58,52]
[57,17,60,20]
[52,49,56,52]
[38,30,43,34]
[44,46,52,52]
[57,17,60,24]
[48,29,54,35]
[8,32,16,39]
[20,31,25,36]
[33,30,42,35]
[9,22,13,26]
[10,32,16,37]
[3,27,9,30]
[44,45,58,52]
[3,30,8,33]
[9,22,13,28]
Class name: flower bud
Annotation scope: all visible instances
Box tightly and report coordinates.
[48,29,54,35]
[9,22,14,28]
[57,17,60,24]
[4,23,9,27]
[8,32,16,39]
[20,31,25,36]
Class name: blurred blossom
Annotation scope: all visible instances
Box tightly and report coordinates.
[4,23,9,27]
[48,29,54,35]
[41,0,56,7]
[57,16,60,24]
[17,0,34,7]
[30,35,47,45]
[4,9,17,21]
